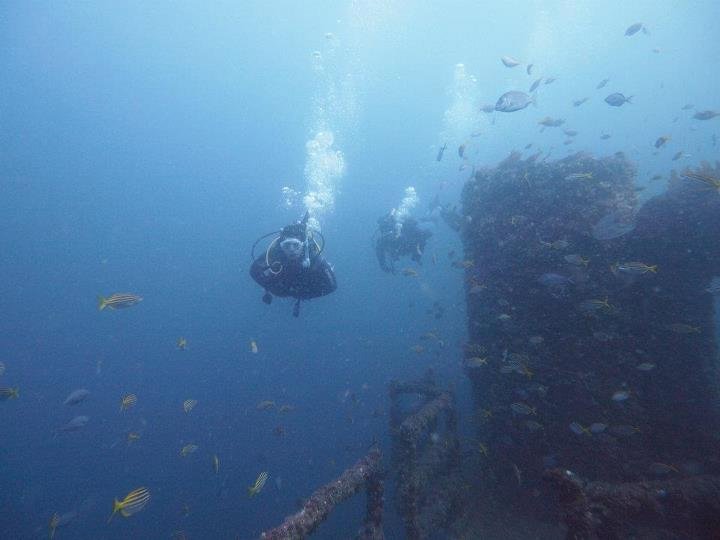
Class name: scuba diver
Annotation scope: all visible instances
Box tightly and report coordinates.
[250,211,337,317]
[375,210,432,273]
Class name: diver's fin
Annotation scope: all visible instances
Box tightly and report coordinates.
[292,299,301,317]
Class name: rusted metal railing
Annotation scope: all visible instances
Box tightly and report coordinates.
[389,379,461,539]
[260,448,383,540]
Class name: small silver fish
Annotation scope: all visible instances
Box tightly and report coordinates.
[589,422,607,434]
[655,135,670,148]
[59,415,90,432]
[605,93,633,107]
[564,254,588,266]
[636,362,656,371]
[569,422,590,435]
[436,143,447,162]
[64,389,90,406]
[596,78,610,89]
[510,402,536,415]
[612,390,630,402]
[538,116,565,127]
[495,91,534,113]
[540,239,569,249]
[529,78,543,93]
[512,463,522,486]
[592,210,635,240]
[469,285,485,295]
[538,273,572,287]
[625,22,643,36]
[672,151,687,161]
[565,172,593,181]
[501,56,521,68]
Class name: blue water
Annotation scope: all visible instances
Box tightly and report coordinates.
[1,2,718,538]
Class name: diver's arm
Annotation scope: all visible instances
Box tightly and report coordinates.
[322,261,337,294]
[307,256,337,296]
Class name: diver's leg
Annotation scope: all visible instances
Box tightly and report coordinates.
[293,299,301,317]
[262,290,272,304]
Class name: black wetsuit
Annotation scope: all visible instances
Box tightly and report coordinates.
[250,237,336,316]
[375,216,432,273]
[250,249,336,300]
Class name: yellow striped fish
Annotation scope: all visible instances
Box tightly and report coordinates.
[615,261,657,275]
[108,487,150,523]
[682,171,720,192]
[98,293,143,311]
[0,387,19,401]
[248,471,268,497]
[183,399,197,413]
[120,393,137,411]
[47,510,76,538]
[256,400,275,411]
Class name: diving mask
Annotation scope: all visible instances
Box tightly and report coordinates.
[280,237,305,260]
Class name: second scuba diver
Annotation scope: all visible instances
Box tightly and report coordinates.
[374,210,432,273]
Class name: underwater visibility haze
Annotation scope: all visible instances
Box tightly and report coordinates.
[1,1,719,539]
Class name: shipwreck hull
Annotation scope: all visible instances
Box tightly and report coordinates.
[460,152,720,499]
